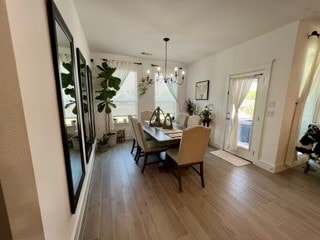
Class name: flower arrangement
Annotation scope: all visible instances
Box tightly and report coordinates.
[199,105,212,120]
[138,77,152,96]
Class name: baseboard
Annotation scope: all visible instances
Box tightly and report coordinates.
[73,144,96,240]
[253,160,276,173]
[274,164,289,173]
[209,139,222,149]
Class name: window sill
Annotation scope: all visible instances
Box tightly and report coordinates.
[114,122,130,125]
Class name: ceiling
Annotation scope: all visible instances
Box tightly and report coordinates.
[73,0,320,64]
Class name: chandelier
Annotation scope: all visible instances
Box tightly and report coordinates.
[146,38,185,85]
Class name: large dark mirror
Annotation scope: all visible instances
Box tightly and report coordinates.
[77,49,93,162]
[47,0,85,213]
[87,66,96,144]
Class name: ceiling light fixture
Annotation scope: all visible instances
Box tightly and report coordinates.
[146,38,185,85]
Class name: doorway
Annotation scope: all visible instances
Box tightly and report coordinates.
[224,64,272,162]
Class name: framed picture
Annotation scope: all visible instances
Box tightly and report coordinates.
[195,80,209,100]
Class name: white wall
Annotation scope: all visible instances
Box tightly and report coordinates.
[187,21,300,172]
[5,0,94,239]
[0,1,44,238]
[91,52,186,138]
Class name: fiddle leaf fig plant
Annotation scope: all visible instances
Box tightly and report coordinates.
[95,61,121,134]
[61,62,77,114]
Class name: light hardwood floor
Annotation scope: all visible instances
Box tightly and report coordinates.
[80,141,320,240]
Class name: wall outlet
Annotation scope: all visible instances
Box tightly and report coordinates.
[265,110,274,117]
[267,101,276,108]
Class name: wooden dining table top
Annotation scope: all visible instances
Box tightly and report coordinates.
[142,122,184,143]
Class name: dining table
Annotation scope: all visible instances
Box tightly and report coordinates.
[142,121,184,144]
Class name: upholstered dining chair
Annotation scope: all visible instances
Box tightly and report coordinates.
[132,118,169,173]
[128,115,138,154]
[186,115,201,128]
[166,126,211,192]
[140,111,153,122]
[128,115,152,161]
[176,112,188,127]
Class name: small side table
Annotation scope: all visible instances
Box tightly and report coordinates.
[116,129,125,143]
[202,119,211,127]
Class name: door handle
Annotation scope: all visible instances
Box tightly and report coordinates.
[226,117,230,120]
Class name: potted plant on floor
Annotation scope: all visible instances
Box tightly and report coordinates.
[95,61,121,147]
[97,133,109,152]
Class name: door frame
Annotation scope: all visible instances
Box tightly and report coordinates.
[223,61,274,163]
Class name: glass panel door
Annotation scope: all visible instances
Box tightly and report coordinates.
[224,78,258,161]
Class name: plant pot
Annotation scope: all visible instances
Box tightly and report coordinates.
[71,136,80,150]
[98,143,109,152]
[188,110,194,116]
[108,133,117,147]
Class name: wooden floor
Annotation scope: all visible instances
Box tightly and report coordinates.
[80,141,320,240]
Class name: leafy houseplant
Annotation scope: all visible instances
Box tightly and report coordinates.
[95,62,121,145]
[61,62,77,114]
[185,99,195,116]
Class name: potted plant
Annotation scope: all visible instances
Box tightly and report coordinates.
[97,133,109,152]
[95,61,121,147]
[185,99,195,116]
[199,105,212,127]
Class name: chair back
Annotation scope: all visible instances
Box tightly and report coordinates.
[186,115,201,128]
[140,111,153,122]
[132,118,148,151]
[128,115,137,140]
[178,126,211,165]
[176,113,188,127]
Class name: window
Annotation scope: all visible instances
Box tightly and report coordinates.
[155,78,177,117]
[113,71,137,122]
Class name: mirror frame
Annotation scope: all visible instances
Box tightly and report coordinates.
[47,0,86,214]
[76,48,93,162]
[87,65,96,145]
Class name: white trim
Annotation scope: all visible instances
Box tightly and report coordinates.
[73,143,97,240]
[254,159,276,173]
[274,164,290,173]
[223,61,274,163]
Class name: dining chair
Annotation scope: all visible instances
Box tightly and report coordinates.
[176,113,188,127]
[140,110,153,122]
[186,115,201,128]
[132,118,169,173]
[128,115,152,161]
[128,115,138,154]
[166,126,211,192]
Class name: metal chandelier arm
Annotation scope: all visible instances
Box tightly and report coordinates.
[145,37,186,85]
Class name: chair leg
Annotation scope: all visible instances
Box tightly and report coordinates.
[130,139,136,154]
[135,146,141,163]
[141,155,148,174]
[200,162,205,188]
[178,166,182,193]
